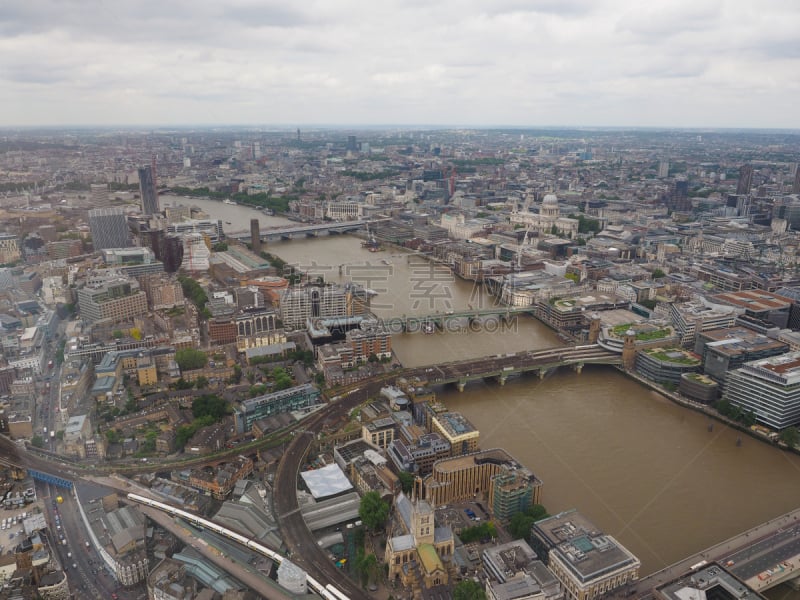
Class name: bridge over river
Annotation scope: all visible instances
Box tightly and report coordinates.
[400,343,622,391]
[227,218,387,242]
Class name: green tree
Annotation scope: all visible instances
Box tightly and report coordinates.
[780,427,799,447]
[191,394,230,420]
[355,551,379,588]
[105,429,121,445]
[397,471,415,495]
[174,378,193,390]
[652,268,666,279]
[31,435,44,448]
[212,242,229,252]
[508,512,535,540]
[175,348,208,371]
[453,579,487,600]
[358,491,389,532]
[194,376,209,390]
[272,367,293,391]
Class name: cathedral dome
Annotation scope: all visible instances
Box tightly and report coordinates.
[542,194,559,206]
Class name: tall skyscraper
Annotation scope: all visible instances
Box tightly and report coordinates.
[658,160,670,179]
[88,208,130,250]
[793,163,800,194]
[138,165,159,215]
[737,164,754,196]
[346,135,357,151]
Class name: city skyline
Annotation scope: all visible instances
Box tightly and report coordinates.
[2,0,799,129]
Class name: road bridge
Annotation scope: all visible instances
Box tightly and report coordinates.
[227,219,387,242]
[610,507,800,598]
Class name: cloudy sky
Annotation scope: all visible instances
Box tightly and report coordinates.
[1,0,799,128]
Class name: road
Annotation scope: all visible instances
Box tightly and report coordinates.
[37,479,139,599]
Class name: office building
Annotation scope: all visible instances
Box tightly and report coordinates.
[694,326,788,384]
[793,163,800,194]
[530,509,640,600]
[635,347,702,386]
[431,411,479,456]
[76,274,148,324]
[423,448,541,510]
[138,166,159,215]
[279,284,370,329]
[88,208,130,250]
[234,384,320,433]
[737,163,754,196]
[483,540,563,600]
[180,233,211,272]
[725,352,800,430]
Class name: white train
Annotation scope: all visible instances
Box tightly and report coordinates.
[127,492,349,600]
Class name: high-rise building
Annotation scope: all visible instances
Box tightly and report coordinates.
[88,207,130,250]
[658,160,670,178]
[737,163,754,196]
[76,274,148,324]
[793,163,800,194]
[724,352,800,429]
[346,135,357,151]
[250,218,261,254]
[138,166,159,215]
[90,183,110,209]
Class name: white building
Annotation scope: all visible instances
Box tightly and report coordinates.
[725,352,800,430]
[510,194,579,239]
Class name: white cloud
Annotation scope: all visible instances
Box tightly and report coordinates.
[1,0,798,127]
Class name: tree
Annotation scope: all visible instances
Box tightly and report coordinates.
[358,491,389,532]
[194,376,209,390]
[453,579,486,600]
[780,427,799,448]
[31,435,44,448]
[175,348,208,371]
[191,394,230,420]
[652,268,666,279]
[271,367,293,391]
[355,551,379,588]
[397,471,415,495]
[508,512,535,540]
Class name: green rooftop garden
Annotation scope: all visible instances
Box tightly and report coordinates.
[684,373,716,385]
[610,323,672,341]
[645,348,700,365]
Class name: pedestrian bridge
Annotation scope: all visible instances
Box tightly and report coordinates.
[406,344,622,391]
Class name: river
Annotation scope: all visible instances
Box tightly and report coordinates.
[183,195,800,597]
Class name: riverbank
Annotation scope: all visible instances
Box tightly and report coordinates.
[617,366,797,455]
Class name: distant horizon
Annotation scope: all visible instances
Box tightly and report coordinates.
[2,123,800,135]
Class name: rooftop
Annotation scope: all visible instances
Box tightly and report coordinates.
[533,509,640,584]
